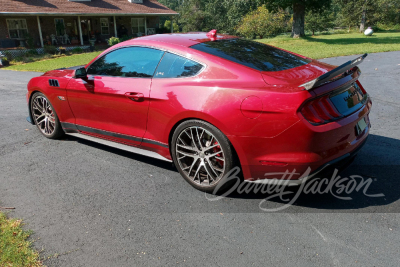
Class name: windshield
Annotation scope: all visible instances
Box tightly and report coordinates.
[190,38,311,72]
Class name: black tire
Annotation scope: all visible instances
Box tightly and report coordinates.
[171,119,241,194]
[30,92,65,139]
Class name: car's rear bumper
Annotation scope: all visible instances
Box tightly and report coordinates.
[245,136,367,186]
[236,101,371,182]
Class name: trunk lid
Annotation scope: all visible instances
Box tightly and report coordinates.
[261,54,367,92]
[261,60,335,90]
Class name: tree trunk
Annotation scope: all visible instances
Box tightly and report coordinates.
[291,2,306,38]
[360,0,368,32]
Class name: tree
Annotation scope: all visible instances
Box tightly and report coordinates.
[263,0,332,38]
[359,0,369,32]
[237,6,289,39]
[371,0,400,28]
[334,0,362,31]
[164,20,179,32]
[157,0,183,11]
[305,9,335,35]
[159,0,264,34]
[205,0,264,34]
[177,0,207,32]
[335,0,382,32]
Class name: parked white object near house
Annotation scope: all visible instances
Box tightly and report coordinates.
[364,27,373,36]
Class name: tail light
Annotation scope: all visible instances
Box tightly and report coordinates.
[300,95,342,125]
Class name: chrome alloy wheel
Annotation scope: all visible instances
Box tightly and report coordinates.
[175,126,226,186]
[32,95,56,136]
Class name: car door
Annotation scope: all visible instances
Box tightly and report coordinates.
[66,46,164,146]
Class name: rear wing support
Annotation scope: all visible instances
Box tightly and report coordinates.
[300,54,368,90]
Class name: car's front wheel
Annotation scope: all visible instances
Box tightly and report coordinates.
[30,92,64,139]
[171,120,239,193]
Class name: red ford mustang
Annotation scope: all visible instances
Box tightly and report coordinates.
[27,31,371,192]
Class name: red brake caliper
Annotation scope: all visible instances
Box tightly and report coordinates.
[213,141,223,166]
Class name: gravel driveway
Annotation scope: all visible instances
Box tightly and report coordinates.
[0,51,399,266]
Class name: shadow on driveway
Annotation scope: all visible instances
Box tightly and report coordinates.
[63,133,400,212]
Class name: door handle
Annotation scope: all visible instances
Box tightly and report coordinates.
[125,92,144,102]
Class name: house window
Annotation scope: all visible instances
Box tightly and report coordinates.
[100,18,109,35]
[6,19,28,39]
[55,18,65,36]
[131,18,145,36]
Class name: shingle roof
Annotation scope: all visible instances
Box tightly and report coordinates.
[0,0,178,15]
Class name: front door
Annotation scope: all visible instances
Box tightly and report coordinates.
[66,46,165,146]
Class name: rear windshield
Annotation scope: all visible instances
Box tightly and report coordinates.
[190,38,311,72]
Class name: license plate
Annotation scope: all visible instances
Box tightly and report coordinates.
[355,118,368,136]
[330,84,365,117]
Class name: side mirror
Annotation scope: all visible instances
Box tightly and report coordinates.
[74,67,87,79]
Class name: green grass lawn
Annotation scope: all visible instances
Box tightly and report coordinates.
[258,31,400,59]
[2,31,400,72]
[5,51,102,72]
[0,212,42,267]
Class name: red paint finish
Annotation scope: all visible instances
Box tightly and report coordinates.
[66,76,151,146]
[240,96,263,119]
[27,32,371,181]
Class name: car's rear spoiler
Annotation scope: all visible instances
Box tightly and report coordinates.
[300,54,368,90]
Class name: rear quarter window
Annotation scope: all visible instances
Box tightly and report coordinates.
[190,38,311,72]
[154,52,203,78]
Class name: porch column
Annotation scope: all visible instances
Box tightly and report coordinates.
[113,16,117,38]
[78,16,83,45]
[37,16,44,48]
[145,16,147,35]
[170,16,173,33]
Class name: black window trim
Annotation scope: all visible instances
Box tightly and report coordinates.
[85,45,206,79]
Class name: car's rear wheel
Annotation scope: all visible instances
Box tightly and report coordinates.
[30,92,64,139]
[171,120,239,193]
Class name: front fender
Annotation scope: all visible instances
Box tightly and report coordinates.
[27,76,75,124]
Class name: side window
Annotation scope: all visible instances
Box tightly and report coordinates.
[154,52,203,78]
[87,47,164,78]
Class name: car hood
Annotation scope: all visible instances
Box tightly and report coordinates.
[42,65,84,78]
[261,60,336,91]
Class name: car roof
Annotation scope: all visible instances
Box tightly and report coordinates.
[124,32,238,48]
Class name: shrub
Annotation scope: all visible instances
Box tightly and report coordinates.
[42,54,52,60]
[23,57,34,63]
[374,23,400,31]
[120,35,131,42]
[164,20,179,33]
[59,47,66,54]
[13,56,24,62]
[237,6,289,39]
[107,37,121,46]
[3,52,12,61]
[71,47,83,54]
[26,49,39,56]
[26,34,35,48]
[44,45,57,55]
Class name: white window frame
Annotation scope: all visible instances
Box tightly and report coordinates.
[131,18,146,36]
[6,19,28,39]
[100,18,109,35]
[54,18,65,36]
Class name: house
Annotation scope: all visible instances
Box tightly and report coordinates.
[0,0,178,49]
